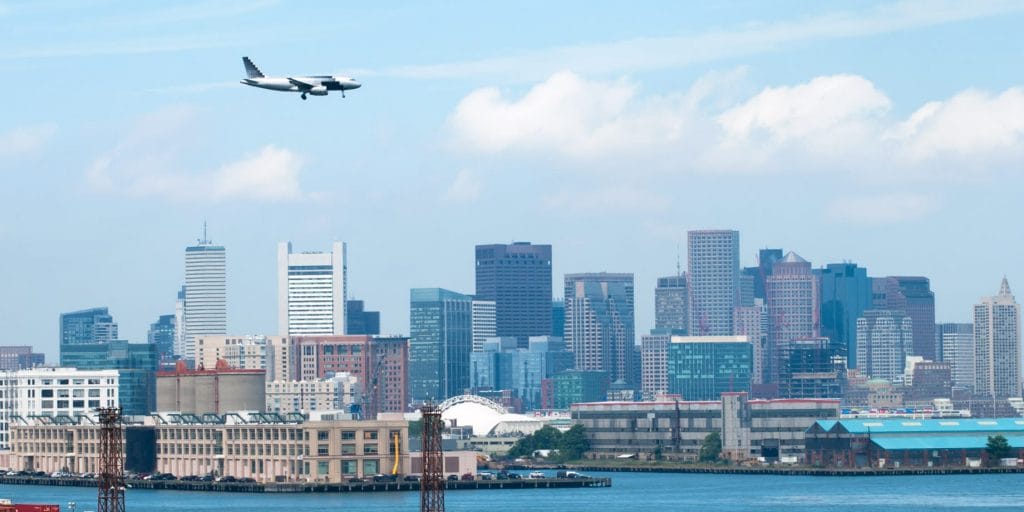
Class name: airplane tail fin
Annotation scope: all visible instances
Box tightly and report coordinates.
[243,56,264,78]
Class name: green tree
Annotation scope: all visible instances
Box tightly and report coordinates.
[508,426,563,459]
[986,434,1012,465]
[558,424,590,461]
[699,432,722,463]
[652,443,663,461]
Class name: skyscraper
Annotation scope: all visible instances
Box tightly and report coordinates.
[551,299,565,338]
[733,299,767,385]
[655,275,688,333]
[59,307,118,352]
[666,335,752,401]
[147,314,176,363]
[277,241,347,336]
[563,273,635,385]
[817,263,872,368]
[475,242,553,345]
[409,288,473,401]
[856,310,913,383]
[973,278,1020,398]
[345,300,380,335]
[741,248,783,302]
[640,329,672,400]
[765,252,819,384]
[687,230,739,336]
[936,322,974,392]
[886,276,936,361]
[183,234,226,362]
[173,286,186,361]
[471,299,497,351]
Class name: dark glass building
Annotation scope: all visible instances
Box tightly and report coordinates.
[816,263,872,369]
[59,307,118,360]
[147,314,176,363]
[60,340,158,416]
[346,300,381,335]
[475,242,553,346]
[551,299,565,338]
[886,276,937,361]
[409,288,472,402]
[667,336,752,401]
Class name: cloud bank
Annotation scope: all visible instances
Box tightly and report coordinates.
[0,123,57,159]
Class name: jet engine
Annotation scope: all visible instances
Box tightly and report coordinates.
[308,86,328,96]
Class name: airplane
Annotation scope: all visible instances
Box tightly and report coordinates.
[240,57,361,100]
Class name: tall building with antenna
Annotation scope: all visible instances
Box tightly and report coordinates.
[182,224,226,362]
[974,278,1020,398]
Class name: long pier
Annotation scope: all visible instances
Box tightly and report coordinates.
[0,475,610,493]
[543,464,1024,477]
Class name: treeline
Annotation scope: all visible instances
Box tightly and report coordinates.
[507,425,590,461]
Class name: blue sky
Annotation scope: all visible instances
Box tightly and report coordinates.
[2,1,1023,360]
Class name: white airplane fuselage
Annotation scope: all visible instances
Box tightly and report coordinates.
[240,76,361,94]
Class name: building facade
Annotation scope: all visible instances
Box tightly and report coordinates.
[765,252,819,386]
[640,329,672,400]
[59,307,118,361]
[469,336,573,411]
[183,239,227,362]
[471,299,497,352]
[156,361,266,414]
[666,336,752,401]
[733,300,767,385]
[290,335,409,417]
[856,310,913,383]
[572,393,839,462]
[345,300,380,336]
[655,275,688,333]
[277,241,347,336]
[194,335,291,380]
[885,276,937,361]
[409,288,472,402]
[148,314,177,363]
[0,368,119,449]
[564,273,636,385]
[0,346,44,371]
[474,242,553,346]
[60,341,157,416]
[816,263,872,369]
[937,322,974,392]
[687,230,740,336]
[265,374,359,414]
[973,278,1021,398]
[552,370,609,409]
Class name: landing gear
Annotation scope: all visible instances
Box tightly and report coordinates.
[342,90,346,98]
[301,92,307,100]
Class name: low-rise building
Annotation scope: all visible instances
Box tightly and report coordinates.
[571,392,839,463]
[806,418,1024,468]
[265,374,360,414]
[0,368,119,450]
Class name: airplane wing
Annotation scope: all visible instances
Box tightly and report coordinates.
[288,78,316,90]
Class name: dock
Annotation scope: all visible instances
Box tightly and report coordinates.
[0,475,611,493]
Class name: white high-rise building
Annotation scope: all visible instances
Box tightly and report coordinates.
[471,299,497,351]
[173,285,186,358]
[687,230,740,336]
[278,242,347,336]
[856,310,913,383]
[0,368,119,449]
[974,278,1021,398]
[937,322,974,392]
[183,235,227,362]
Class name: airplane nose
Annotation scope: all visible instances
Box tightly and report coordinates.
[350,80,361,89]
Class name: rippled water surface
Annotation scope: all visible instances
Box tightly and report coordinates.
[3,471,1023,511]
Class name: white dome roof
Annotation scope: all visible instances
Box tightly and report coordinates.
[438,395,544,436]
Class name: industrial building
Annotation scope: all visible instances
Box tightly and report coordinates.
[5,412,476,482]
[571,392,839,463]
[156,360,266,415]
[805,418,1024,468]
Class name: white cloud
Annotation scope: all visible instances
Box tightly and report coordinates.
[87,105,305,202]
[449,71,1024,176]
[826,193,939,224]
[377,0,1024,81]
[0,123,57,159]
[443,169,482,203]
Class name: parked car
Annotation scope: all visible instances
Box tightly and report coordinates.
[372,474,397,482]
[460,473,474,481]
[403,475,420,482]
[216,475,236,483]
[528,471,545,479]
[446,475,458,481]
[477,472,494,480]
[180,475,200,481]
[238,477,256,483]
[348,477,366,484]
[200,475,215,482]
[506,472,522,480]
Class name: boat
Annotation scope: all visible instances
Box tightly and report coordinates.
[0,499,60,512]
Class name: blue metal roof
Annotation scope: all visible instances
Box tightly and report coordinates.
[871,435,1024,451]
[820,418,1024,435]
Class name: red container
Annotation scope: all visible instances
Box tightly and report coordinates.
[14,506,60,512]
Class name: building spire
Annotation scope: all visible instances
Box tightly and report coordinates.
[999,276,1012,296]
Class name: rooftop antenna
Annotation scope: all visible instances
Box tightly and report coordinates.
[198,221,211,245]
[676,244,682,277]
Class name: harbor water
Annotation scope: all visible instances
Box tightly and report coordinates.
[3,470,1023,511]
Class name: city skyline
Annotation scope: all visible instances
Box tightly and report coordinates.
[2,2,1023,361]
